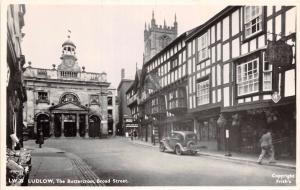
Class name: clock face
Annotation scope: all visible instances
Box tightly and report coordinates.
[65,59,74,67]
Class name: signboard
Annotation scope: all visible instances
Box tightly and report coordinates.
[266,40,293,67]
[271,91,281,103]
[125,119,133,123]
[126,124,138,128]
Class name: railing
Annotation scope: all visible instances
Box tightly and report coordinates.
[24,68,108,82]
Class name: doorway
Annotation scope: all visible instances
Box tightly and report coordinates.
[89,115,101,137]
[36,114,50,137]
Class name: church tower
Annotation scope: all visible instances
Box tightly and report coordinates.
[57,31,81,78]
[144,11,178,62]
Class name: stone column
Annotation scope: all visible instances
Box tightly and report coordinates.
[61,114,64,137]
[50,113,54,137]
[85,114,89,138]
[76,113,80,137]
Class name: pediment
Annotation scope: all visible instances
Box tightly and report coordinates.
[50,102,88,111]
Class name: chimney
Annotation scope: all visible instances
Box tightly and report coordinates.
[121,68,125,79]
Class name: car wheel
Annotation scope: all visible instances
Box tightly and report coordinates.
[159,143,165,152]
[175,145,182,155]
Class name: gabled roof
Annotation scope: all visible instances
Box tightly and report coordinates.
[126,69,142,94]
[49,102,89,111]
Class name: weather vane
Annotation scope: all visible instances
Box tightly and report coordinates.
[67,29,71,39]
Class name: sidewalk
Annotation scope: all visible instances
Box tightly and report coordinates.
[127,138,296,170]
[24,142,102,186]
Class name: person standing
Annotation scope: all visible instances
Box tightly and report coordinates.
[36,128,44,148]
[257,129,275,164]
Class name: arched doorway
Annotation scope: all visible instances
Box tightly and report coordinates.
[36,114,50,137]
[89,115,101,138]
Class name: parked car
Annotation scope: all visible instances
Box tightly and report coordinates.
[159,131,201,155]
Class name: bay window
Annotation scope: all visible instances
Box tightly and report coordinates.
[237,58,259,96]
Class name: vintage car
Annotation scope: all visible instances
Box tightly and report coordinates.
[159,131,201,155]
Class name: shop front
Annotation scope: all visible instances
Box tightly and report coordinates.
[221,102,296,158]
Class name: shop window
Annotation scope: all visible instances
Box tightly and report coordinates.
[262,52,272,91]
[197,32,209,61]
[196,78,210,106]
[236,58,259,96]
[244,6,263,38]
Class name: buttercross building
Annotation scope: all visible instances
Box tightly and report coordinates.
[23,36,111,138]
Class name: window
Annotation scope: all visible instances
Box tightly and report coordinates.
[107,96,113,106]
[90,95,99,104]
[244,6,263,38]
[170,58,178,70]
[60,93,79,104]
[236,58,259,96]
[38,92,48,101]
[262,52,272,91]
[198,32,209,61]
[159,35,171,49]
[168,89,186,109]
[108,109,113,119]
[196,79,210,105]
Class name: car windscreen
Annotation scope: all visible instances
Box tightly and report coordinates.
[185,134,197,140]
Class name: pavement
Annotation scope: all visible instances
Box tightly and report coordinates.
[126,137,296,170]
[25,143,102,186]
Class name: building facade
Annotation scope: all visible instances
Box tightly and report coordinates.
[107,87,118,136]
[23,37,110,138]
[7,4,27,149]
[117,69,133,135]
[126,70,141,138]
[133,6,296,158]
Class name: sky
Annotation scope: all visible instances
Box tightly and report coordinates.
[21,2,225,88]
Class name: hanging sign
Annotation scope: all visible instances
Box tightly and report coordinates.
[271,91,281,103]
[266,40,293,67]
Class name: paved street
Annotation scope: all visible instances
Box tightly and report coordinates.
[24,137,296,186]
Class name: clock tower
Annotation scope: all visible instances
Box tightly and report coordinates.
[57,32,81,73]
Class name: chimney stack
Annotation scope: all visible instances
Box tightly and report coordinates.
[121,68,125,79]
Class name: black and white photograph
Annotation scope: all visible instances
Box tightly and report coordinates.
[2,0,298,189]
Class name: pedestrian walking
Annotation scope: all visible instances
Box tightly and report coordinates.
[36,128,44,148]
[257,129,275,164]
[133,129,137,140]
[130,129,133,141]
